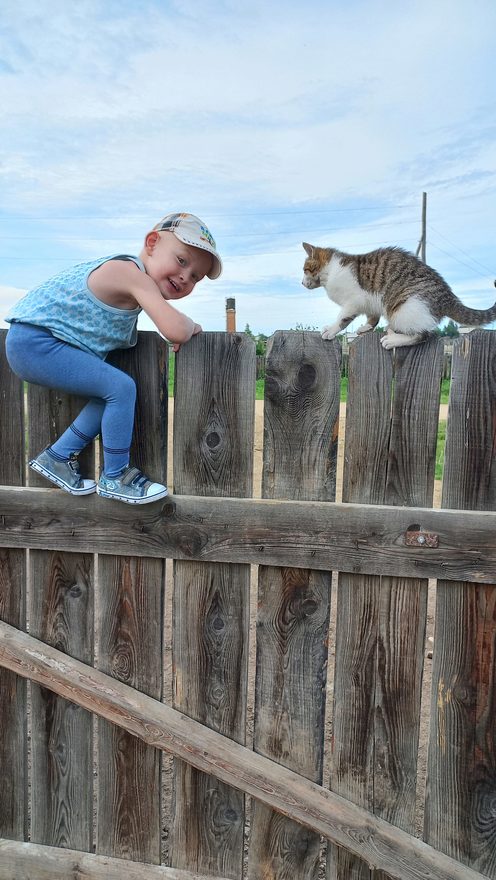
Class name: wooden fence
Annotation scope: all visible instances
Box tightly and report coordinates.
[256,341,454,379]
[0,327,495,880]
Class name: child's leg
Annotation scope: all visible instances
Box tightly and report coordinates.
[50,390,135,476]
[6,323,136,475]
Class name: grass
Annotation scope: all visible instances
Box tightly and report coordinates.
[435,421,446,481]
[255,375,449,404]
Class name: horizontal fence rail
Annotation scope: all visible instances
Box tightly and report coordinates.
[0,489,495,582]
[0,838,231,880]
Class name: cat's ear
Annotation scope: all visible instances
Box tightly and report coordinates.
[302,242,314,257]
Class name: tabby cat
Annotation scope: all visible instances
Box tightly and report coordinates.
[302,242,496,349]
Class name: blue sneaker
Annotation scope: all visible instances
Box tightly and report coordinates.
[29,448,96,495]
[97,466,168,505]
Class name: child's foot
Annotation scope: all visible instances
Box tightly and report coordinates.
[96,466,168,505]
[29,448,97,495]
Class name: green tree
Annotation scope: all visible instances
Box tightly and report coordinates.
[437,320,459,338]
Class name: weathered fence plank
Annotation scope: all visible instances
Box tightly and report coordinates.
[29,551,94,850]
[26,347,96,850]
[171,332,255,877]
[96,333,167,863]
[0,329,26,840]
[425,329,496,878]
[0,837,231,880]
[248,332,339,878]
[0,622,489,880]
[1,488,496,581]
[329,333,443,879]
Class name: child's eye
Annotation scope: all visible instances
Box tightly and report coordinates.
[177,256,185,266]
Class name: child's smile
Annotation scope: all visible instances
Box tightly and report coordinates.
[145,232,213,301]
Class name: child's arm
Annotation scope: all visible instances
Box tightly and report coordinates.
[89,260,201,345]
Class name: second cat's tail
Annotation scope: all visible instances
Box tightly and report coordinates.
[447,281,496,326]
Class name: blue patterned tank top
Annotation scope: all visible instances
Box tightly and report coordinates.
[6,254,143,359]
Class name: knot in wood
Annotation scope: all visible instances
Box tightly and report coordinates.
[297,362,316,390]
[206,431,221,449]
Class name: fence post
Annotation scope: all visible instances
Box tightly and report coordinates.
[171,331,255,877]
[248,330,340,878]
[0,330,27,841]
[425,329,496,877]
[329,332,443,879]
[96,331,168,863]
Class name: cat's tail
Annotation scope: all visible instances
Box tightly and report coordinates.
[447,282,496,326]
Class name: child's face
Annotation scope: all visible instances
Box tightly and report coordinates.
[144,231,213,300]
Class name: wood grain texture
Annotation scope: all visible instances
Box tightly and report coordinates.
[1,489,496,581]
[262,331,341,501]
[329,333,442,879]
[29,551,94,850]
[426,329,496,878]
[0,622,489,880]
[172,333,255,877]
[26,365,96,851]
[97,332,168,863]
[249,332,338,878]
[0,329,27,840]
[97,555,163,862]
[0,837,232,880]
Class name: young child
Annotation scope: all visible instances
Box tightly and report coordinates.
[5,212,222,505]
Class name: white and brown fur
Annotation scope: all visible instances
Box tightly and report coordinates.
[302,243,496,349]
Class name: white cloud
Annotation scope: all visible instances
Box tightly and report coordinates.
[0,0,495,338]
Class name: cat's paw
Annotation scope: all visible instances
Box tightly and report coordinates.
[357,323,373,334]
[321,326,337,340]
[381,335,396,350]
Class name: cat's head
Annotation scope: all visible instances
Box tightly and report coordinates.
[302,242,327,289]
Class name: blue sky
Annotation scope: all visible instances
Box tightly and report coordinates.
[1,0,495,337]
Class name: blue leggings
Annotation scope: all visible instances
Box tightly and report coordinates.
[6,323,136,476]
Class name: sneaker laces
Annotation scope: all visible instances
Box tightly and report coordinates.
[130,471,149,488]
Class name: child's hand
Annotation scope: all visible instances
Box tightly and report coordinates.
[172,324,202,353]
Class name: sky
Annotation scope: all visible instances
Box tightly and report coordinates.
[1,0,495,338]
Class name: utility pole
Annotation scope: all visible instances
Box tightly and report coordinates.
[416,192,427,262]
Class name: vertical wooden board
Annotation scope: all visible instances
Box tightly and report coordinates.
[248,332,339,879]
[29,551,94,850]
[26,366,97,852]
[172,331,254,497]
[262,331,341,501]
[373,337,442,856]
[329,333,442,880]
[171,332,255,878]
[0,329,25,487]
[342,332,394,505]
[0,329,27,840]
[385,337,444,507]
[425,329,496,878]
[97,554,163,861]
[172,560,248,877]
[27,388,95,488]
[107,330,169,481]
[97,332,168,864]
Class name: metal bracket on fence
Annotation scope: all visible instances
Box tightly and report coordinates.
[405,527,439,548]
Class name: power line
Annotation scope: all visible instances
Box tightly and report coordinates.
[427,241,495,280]
[0,204,419,222]
[428,223,496,276]
[0,238,423,264]
[0,218,421,243]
